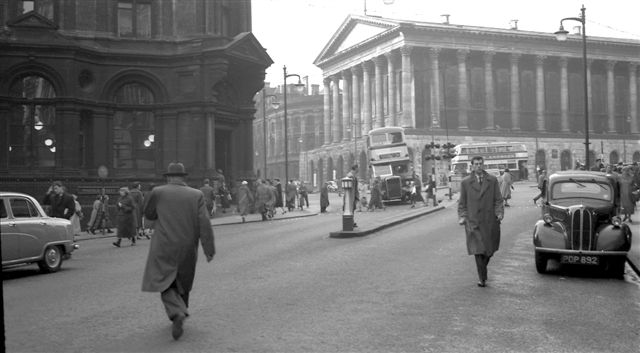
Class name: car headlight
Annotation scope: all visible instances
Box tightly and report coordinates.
[611,216,622,227]
[542,213,553,225]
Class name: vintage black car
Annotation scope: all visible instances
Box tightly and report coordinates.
[533,171,632,277]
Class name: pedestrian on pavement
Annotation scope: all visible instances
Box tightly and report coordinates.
[87,194,102,234]
[409,181,417,208]
[298,181,309,210]
[70,194,83,236]
[113,186,136,247]
[217,182,231,214]
[255,179,272,221]
[457,156,504,288]
[412,170,425,204]
[499,168,513,207]
[274,179,286,214]
[199,178,216,218]
[237,180,254,223]
[320,181,330,213]
[368,177,385,211]
[141,162,215,341]
[286,180,298,212]
[130,181,146,239]
[424,174,437,207]
[619,166,637,223]
[42,180,75,219]
[532,168,547,205]
[88,193,114,234]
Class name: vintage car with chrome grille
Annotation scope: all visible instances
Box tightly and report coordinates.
[1,191,78,273]
[533,171,632,277]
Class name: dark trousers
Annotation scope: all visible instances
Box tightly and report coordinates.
[474,254,491,281]
[161,280,189,321]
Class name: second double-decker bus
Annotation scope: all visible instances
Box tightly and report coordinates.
[367,127,414,202]
[450,142,529,180]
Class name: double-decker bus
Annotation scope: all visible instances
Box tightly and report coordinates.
[367,127,414,202]
[450,142,528,180]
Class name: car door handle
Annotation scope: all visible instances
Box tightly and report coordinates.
[8,222,16,227]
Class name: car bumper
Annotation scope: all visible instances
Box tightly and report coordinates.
[535,247,627,257]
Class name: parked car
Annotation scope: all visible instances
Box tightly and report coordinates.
[532,171,632,277]
[1,192,78,273]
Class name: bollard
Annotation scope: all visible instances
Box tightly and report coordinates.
[341,177,354,231]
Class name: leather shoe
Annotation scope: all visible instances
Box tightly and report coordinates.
[477,280,486,287]
[172,313,186,340]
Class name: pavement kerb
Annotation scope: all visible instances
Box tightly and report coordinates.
[329,205,446,239]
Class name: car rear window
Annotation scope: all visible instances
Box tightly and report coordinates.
[10,198,40,218]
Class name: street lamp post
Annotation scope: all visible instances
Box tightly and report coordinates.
[283,65,305,184]
[554,5,590,169]
[261,89,279,179]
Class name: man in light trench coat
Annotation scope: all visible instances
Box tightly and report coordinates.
[457,156,504,287]
[142,162,215,340]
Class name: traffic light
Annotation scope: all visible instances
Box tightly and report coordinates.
[425,142,441,161]
[441,142,456,160]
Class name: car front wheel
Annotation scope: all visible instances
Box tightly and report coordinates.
[38,245,63,273]
[535,251,547,274]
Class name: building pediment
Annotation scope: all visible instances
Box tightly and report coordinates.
[314,15,397,65]
[7,11,58,30]
[225,32,274,67]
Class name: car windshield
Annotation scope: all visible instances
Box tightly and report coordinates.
[550,180,613,201]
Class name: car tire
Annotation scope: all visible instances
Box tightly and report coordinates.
[37,245,63,273]
[535,251,547,274]
[606,258,626,279]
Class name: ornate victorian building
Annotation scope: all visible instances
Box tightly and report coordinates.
[300,15,640,187]
[1,0,271,195]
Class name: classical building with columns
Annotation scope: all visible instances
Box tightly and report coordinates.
[300,15,640,187]
[1,0,272,201]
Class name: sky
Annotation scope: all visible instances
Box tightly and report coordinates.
[251,0,640,87]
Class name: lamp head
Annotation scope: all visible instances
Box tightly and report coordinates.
[555,25,569,41]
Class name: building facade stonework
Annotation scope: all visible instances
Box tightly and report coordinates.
[1,0,272,198]
[289,15,640,188]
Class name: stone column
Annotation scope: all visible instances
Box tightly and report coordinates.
[56,105,81,169]
[374,56,385,128]
[535,55,546,132]
[457,49,469,130]
[342,71,351,141]
[401,46,414,128]
[510,53,521,130]
[386,51,397,126]
[362,61,373,134]
[351,66,361,138]
[606,60,616,133]
[332,75,341,143]
[484,51,495,130]
[323,78,331,145]
[630,62,638,133]
[429,48,441,126]
[560,57,570,132]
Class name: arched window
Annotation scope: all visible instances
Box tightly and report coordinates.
[8,75,57,167]
[609,151,619,165]
[112,82,156,171]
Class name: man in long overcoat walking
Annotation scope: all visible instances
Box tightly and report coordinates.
[458,156,504,287]
[142,162,215,340]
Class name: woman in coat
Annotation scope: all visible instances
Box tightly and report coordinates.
[320,182,330,213]
[87,195,101,234]
[237,181,254,223]
[498,168,513,207]
[113,187,136,247]
[255,179,271,221]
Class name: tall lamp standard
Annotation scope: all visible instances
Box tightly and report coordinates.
[261,89,279,179]
[554,5,590,169]
[282,65,305,184]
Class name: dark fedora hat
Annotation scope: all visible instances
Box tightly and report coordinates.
[163,162,188,176]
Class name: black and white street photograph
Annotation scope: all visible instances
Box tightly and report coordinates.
[2,1,640,352]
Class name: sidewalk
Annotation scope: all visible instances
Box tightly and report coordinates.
[74,186,459,242]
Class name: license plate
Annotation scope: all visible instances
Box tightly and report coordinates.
[560,255,599,265]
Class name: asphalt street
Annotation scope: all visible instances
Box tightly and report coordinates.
[3,182,640,353]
